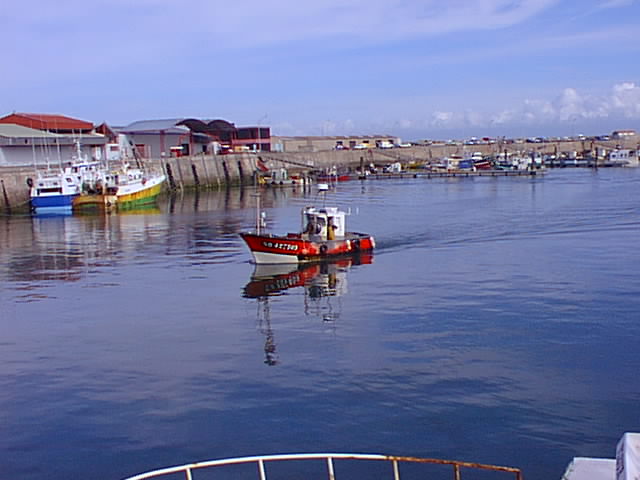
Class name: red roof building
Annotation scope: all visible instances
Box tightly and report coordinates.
[0,112,94,134]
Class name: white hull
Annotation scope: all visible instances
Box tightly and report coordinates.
[250,250,300,264]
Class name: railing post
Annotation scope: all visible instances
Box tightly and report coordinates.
[327,457,336,480]
[393,460,400,480]
[258,459,267,480]
[185,467,193,480]
[453,464,461,480]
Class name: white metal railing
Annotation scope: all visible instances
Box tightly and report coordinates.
[123,452,523,480]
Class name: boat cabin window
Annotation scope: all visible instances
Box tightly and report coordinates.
[304,214,325,235]
[38,187,62,194]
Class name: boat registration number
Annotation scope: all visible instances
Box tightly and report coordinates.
[263,241,299,251]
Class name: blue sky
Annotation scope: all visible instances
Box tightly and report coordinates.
[2,0,639,140]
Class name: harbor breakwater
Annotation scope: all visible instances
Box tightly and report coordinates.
[1,138,636,213]
[0,149,392,212]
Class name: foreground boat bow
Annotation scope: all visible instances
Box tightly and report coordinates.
[123,452,523,480]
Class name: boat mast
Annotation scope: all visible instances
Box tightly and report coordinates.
[317,183,329,207]
[252,193,264,235]
[256,194,261,235]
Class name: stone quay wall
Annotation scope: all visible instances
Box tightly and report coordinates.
[1,138,637,213]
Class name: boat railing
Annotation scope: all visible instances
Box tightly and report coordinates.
[123,452,523,480]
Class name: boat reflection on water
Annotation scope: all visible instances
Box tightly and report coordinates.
[243,252,374,299]
[243,253,374,366]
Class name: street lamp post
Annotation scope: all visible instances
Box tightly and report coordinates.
[257,114,268,152]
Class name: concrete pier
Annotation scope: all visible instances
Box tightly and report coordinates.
[1,136,636,213]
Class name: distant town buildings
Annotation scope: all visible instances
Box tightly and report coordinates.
[272,135,401,152]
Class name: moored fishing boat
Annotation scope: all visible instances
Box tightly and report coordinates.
[28,168,80,214]
[73,163,165,212]
[257,167,312,187]
[240,185,375,264]
[28,141,101,214]
[313,166,357,183]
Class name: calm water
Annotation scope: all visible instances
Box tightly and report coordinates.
[1,169,639,480]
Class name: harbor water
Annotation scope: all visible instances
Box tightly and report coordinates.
[1,168,639,480]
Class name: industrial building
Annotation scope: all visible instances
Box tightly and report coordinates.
[0,113,107,167]
[116,118,271,157]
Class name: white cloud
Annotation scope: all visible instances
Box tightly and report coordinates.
[431,111,456,127]
[554,88,588,121]
[611,82,640,117]
[395,82,640,136]
[549,84,640,121]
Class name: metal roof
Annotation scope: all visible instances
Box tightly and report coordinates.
[0,123,107,144]
[0,124,60,138]
[120,118,189,133]
[0,112,94,131]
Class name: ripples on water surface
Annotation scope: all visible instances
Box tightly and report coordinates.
[1,169,639,480]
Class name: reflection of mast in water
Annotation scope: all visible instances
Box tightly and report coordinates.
[243,254,374,365]
[304,264,342,323]
[257,297,278,366]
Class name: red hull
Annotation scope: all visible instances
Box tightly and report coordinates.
[315,174,355,182]
[240,232,375,264]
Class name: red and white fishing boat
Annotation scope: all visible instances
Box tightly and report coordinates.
[240,185,375,264]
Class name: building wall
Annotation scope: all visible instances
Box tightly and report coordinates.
[122,132,219,158]
[124,132,189,158]
[234,127,271,152]
[0,144,105,167]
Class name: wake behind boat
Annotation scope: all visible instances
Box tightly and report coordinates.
[240,185,375,264]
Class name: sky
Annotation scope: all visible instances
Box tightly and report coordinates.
[1,0,640,140]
